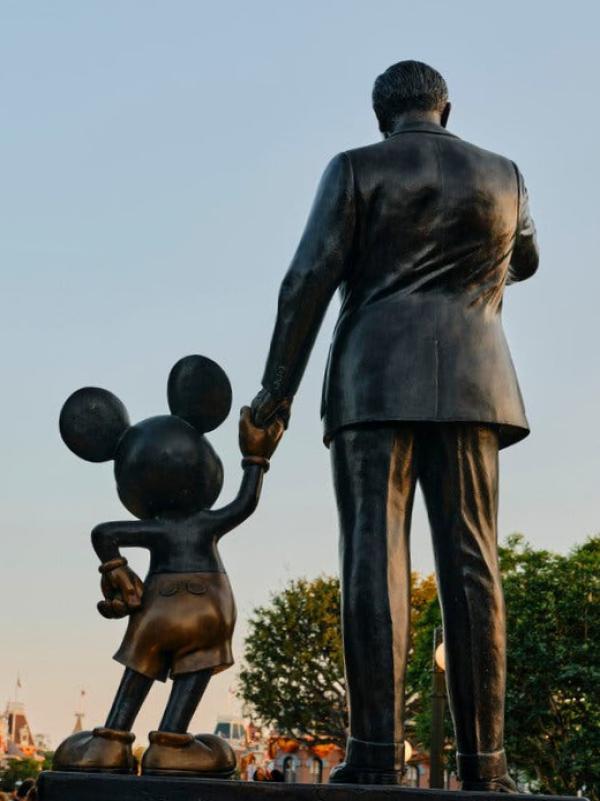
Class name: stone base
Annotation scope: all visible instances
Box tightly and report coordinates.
[37,771,586,801]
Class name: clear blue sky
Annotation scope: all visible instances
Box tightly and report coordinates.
[1,0,598,748]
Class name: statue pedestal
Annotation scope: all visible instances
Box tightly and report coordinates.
[37,771,586,801]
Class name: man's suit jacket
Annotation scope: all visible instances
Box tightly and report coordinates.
[261,121,539,449]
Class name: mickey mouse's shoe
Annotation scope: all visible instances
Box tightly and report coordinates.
[141,731,236,777]
[53,727,135,773]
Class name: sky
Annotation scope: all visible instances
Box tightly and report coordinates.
[1,0,599,749]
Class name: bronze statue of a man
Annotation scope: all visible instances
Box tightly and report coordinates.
[251,60,538,791]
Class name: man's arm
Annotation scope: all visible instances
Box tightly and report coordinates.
[507,166,539,284]
[253,152,355,424]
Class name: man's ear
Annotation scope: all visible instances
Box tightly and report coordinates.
[441,102,451,128]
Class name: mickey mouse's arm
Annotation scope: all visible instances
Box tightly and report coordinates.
[207,463,266,538]
[91,519,164,563]
[205,407,284,539]
[91,520,164,619]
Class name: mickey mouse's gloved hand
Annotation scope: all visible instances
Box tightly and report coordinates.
[239,406,284,461]
[97,559,144,619]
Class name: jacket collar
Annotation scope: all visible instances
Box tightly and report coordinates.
[388,120,459,139]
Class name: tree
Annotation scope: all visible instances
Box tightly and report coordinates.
[396,535,600,798]
[500,535,599,799]
[238,572,437,747]
[238,576,346,746]
[0,758,41,792]
[404,580,449,751]
[238,537,599,797]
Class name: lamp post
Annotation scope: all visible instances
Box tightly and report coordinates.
[429,625,446,789]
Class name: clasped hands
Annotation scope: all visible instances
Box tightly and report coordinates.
[97,388,290,618]
[97,558,144,619]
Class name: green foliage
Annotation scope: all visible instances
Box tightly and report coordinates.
[238,573,437,746]
[238,576,346,745]
[404,587,449,749]
[238,537,599,797]
[500,534,600,799]
[406,535,600,796]
[0,757,41,792]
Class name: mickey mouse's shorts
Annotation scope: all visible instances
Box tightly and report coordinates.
[113,571,236,681]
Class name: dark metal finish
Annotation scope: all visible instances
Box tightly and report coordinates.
[115,416,225,519]
[56,358,284,776]
[59,387,130,463]
[105,669,153,732]
[330,422,504,782]
[159,669,213,733]
[252,71,538,787]
[37,772,586,801]
[258,121,537,448]
[168,355,233,434]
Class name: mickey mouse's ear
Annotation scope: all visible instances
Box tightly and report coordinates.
[168,355,232,433]
[59,387,130,462]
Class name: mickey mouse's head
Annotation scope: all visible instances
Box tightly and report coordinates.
[59,355,232,520]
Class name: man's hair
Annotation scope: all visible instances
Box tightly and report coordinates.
[372,60,448,133]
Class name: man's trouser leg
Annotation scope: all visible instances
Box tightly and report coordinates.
[418,423,509,784]
[330,424,417,780]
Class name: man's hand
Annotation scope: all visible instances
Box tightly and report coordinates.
[239,406,284,460]
[251,387,292,429]
[98,565,144,619]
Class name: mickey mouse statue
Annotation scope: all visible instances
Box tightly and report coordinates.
[53,355,284,777]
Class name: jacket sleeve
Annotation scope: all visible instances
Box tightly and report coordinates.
[261,152,355,399]
[507,165,539,284]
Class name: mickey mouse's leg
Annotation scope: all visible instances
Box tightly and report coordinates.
[158,668,212,732]
[106,668,154,731]
[53,669,152,773]
[143,669,235,777]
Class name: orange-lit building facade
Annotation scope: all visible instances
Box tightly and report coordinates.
[0,701,45,768]
[213,716,458,787]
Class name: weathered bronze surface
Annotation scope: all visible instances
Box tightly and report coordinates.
[252,61,538,790]
[55,355,283,777]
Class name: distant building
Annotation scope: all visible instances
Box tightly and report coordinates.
[213,715,247,748]
[213,714,251,773]
[34,733,51,753]
[0,701,45,768]
[212,715,343,783]
[210,714,458,787]
[266,736,343,783]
